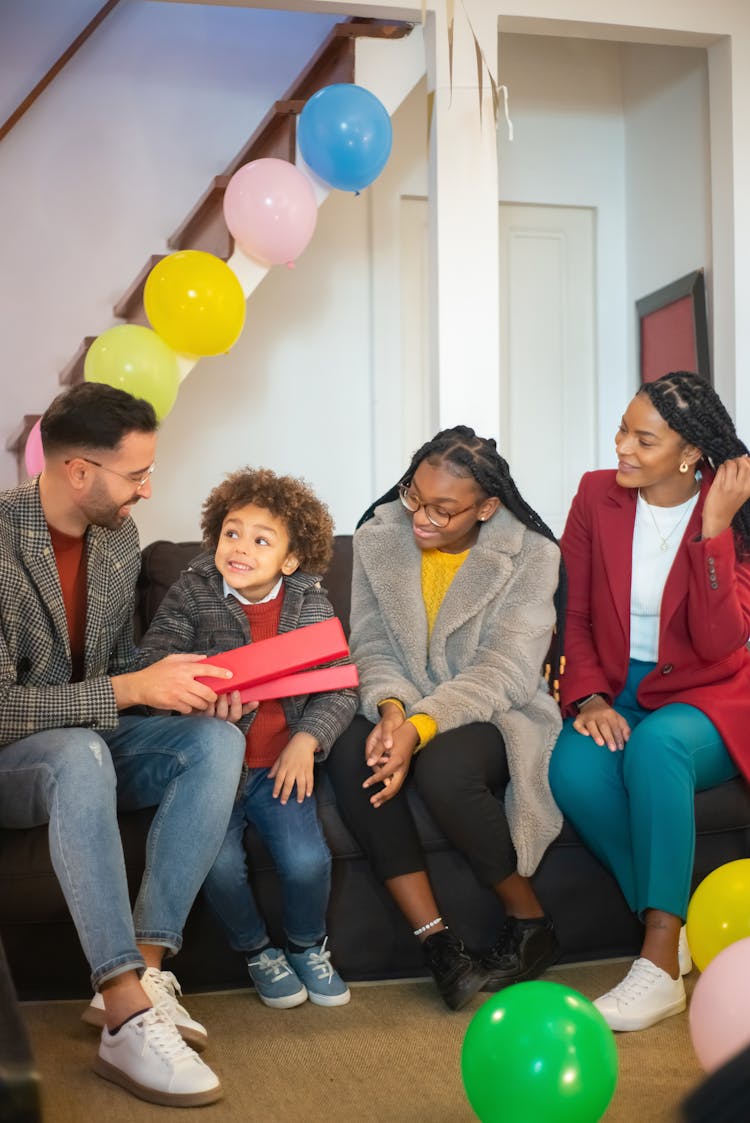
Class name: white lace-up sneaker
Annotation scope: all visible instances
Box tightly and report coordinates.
[678,926,693,975]
[594,957,686,1031]
[94,1007,221,1107]
[82,968,207,1051]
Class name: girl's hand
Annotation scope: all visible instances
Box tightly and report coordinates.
[365,702,406,767]
[268,733,318,804]
[701,455,750,539]
[573,697,631,752]
[363,723,419,807]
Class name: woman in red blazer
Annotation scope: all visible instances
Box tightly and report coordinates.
[550,370,750,1032]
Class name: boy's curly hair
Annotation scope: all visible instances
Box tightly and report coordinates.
[201,467,334,574]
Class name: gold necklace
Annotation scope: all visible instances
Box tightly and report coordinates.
[638,490,695,552]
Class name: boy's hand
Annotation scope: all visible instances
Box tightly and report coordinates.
[112,654,232,713]
[268,732,319,805]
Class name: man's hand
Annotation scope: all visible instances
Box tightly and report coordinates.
[203,691,258,724]
[112,653,233,714]
[268,732,319,805]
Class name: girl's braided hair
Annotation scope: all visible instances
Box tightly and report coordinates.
[358,425,567,694]
[640,371,750,557]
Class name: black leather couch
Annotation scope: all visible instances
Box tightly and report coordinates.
[2,537,750,1000]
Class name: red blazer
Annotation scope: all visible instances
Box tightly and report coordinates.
[560,470,750,780]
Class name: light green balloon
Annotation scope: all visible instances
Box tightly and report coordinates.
[84,324,180,422]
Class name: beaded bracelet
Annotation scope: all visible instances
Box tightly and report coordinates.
[413,916,443,937]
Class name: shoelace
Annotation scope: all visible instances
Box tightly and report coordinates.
[303,938,334,984]
[248,951,293,983]
[605,959,663,1004]
[144,968,190,1017]
[134,1008,198,1062]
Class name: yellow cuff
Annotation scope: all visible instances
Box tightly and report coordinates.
[407,713,438,750]
[379,697,406,717]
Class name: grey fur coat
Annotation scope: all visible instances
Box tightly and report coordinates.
[350,499,563,874]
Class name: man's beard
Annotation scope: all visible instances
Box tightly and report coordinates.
[82,476,140,531]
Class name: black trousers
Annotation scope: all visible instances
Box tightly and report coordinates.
[325,715,517,888]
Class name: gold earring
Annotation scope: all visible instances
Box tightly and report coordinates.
[679,461,689,474]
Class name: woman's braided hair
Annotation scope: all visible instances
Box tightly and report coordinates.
[640,371,750,556]
[358,425,567,695]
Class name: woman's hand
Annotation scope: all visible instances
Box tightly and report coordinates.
[701,455,750,539]
[573,696,631,751]
[365,702,406,768]
[362,722,419,807]
[268,732,319,804]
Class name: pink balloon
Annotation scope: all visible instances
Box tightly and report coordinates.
[689,937,750,1071]
[24,418,44,476]
[223,158,318,267]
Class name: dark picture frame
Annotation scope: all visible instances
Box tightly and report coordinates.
[636,269,711,385]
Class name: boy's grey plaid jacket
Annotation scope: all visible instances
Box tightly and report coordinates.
[0,478,141,748]
[138,551,358,759]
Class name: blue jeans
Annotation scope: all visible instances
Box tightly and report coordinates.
[549,660,738,919]
[202,767,332,950]
[0,714,244,988]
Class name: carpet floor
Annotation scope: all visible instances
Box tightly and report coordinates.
[21,959,703,1122]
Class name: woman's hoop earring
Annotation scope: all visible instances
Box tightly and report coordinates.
[679,461,689,474]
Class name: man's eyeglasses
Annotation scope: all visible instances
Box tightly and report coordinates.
[66,457,155,491]
[398,483,479,529]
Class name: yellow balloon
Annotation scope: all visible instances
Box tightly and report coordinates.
[686,859,750,971]
[144,251,246,356]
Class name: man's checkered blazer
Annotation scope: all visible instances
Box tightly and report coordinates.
[0,478,141,747]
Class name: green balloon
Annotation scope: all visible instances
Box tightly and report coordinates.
[461,982,618,1123]
[84,324,180,422]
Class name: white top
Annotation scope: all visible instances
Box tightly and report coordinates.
[630,489,700,662]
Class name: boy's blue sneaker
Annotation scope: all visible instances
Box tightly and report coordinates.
[286,938,351,1007]
[246,947,308,1009]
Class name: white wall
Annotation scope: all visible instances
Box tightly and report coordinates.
[0,0,104,123]
[622,43,712,382]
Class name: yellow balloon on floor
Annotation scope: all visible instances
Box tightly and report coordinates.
[144,251,246,356]
[686,859,750,971]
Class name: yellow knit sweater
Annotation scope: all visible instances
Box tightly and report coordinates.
[382,547,469,749]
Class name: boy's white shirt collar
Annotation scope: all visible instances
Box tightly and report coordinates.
[223,576,283,605]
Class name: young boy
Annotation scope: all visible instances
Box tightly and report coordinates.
[140,467,357,1008]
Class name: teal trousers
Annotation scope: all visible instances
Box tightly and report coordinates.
[549,660,738,919]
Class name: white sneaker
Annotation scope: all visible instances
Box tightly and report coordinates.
[82,968,207,1051]
[594,957,686,1031]
[678,925,692,975]
[93,1007,221,1107]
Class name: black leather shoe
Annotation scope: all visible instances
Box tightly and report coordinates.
[422,929,488,1011]
[481,916,560,992]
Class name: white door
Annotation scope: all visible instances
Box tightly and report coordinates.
[499,203,596,536]
[397,200,596,534]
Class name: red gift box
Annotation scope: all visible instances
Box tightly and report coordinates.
[238,664,358,703]
[196,617,350,694]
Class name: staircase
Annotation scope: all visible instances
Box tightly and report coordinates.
[6,15,423,480]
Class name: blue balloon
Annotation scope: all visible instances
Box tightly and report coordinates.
[298,83,393,193]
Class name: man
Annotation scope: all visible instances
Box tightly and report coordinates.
[0,383,246,1107]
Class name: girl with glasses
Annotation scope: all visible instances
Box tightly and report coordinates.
[326,425,565,1009]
